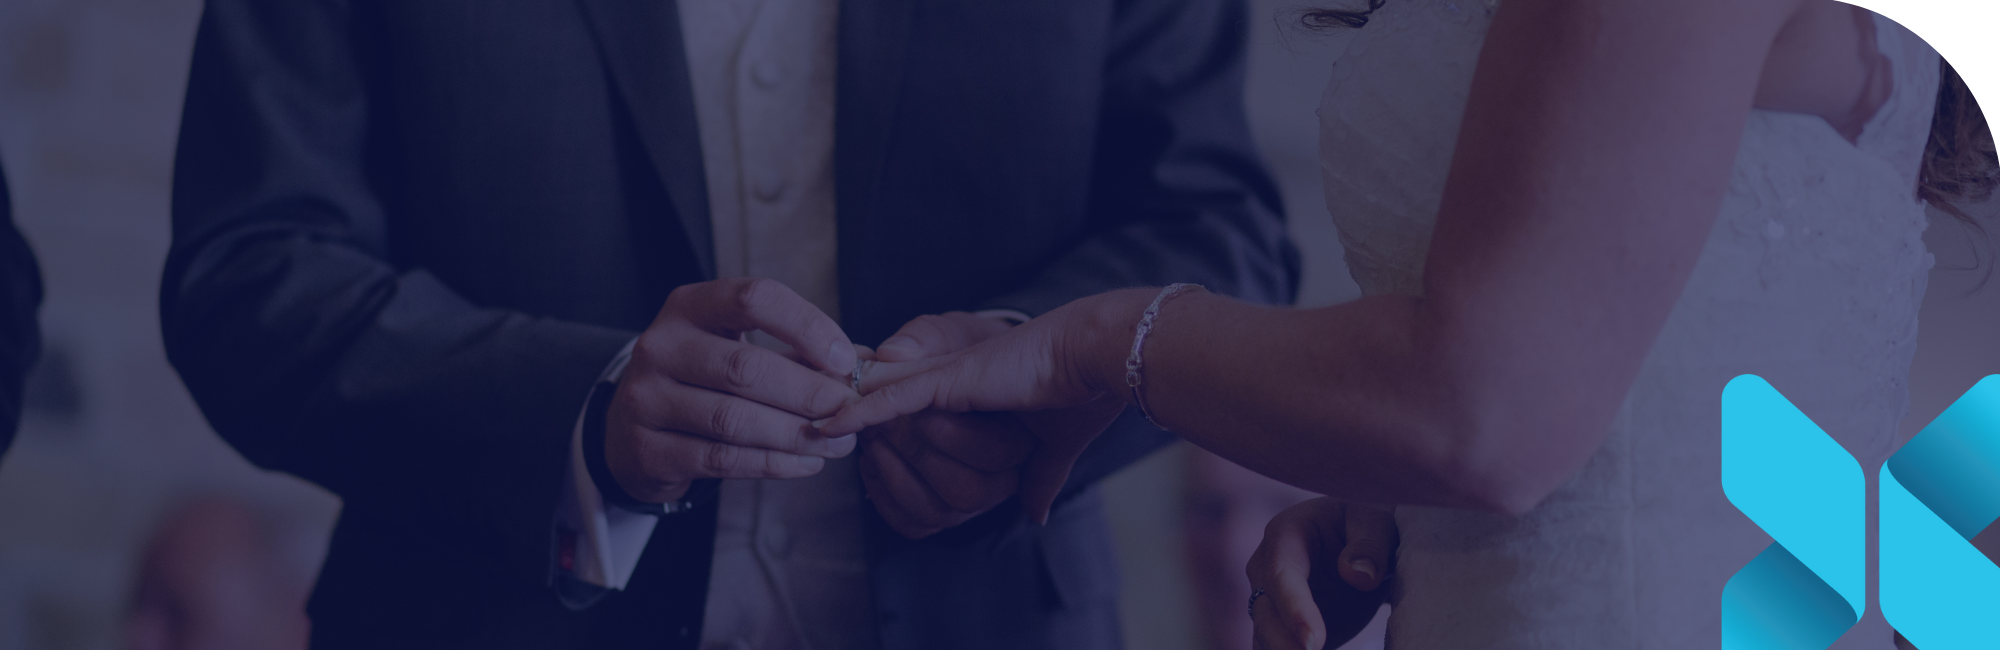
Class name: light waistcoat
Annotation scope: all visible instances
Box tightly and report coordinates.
[678,1,876,649]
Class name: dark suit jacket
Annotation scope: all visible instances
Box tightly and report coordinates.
[0,160,39,456]
[164,1,1296,648]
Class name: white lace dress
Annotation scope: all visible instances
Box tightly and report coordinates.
[1316,2,1939,647]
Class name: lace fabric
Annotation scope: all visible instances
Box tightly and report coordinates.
[1316,3,1938,647]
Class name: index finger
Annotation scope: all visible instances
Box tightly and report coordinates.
[1249,505,1336,650]
[674,278,857,376]
[662,336,859,420]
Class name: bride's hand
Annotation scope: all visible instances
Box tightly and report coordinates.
[824,295,1146,523]
[1247,497,1396,650]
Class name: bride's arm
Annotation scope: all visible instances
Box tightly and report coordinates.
[834,0,1827,516]
[1077,0,1810,513]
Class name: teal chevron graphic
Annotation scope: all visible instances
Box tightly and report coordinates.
[1880,375,2000,650]
[1721,375,1866,650]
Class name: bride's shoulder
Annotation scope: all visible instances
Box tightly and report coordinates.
[1754,0,1907,142]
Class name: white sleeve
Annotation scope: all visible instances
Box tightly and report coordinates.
[552,338,658,590]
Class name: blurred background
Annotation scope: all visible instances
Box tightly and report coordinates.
[0,1,1991,649]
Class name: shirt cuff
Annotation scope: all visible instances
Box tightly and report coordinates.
[553,339,657,591]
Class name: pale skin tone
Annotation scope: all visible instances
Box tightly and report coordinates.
[604,278,1039,540]
[821,0,1897,648]
[855,312,1039,538]
[604,277,862,505]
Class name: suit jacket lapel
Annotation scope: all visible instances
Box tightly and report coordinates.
[576,0,715,279]
[835,0,915,316]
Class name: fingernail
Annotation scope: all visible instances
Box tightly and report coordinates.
[877,336,917,359]
[1350,558,1377,580]
[811,418,832,429]
[829,341,857,374]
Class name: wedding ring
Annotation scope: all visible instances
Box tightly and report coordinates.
[851,359,874,394]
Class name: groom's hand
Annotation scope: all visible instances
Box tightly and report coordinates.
[860,312,1034,538]
[605,278,861,504]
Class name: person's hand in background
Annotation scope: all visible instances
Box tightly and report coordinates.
[1184,448,1358,650]
[1246,497,1397,650]
[856,312,1037,538]
[605,278,861,504]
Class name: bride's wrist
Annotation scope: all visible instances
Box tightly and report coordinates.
[1058,288,1157,399]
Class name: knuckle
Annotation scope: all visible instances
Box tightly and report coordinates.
[667,336,707,369]
[910,314,949,336]
[1246,548,1274,578]
[615,377,672,426]
[1263,512,1297,538]
[632,331,675,367]
[698,443,738,476]
[761,451,794,475]
[734,278,781,315]
[720,346,763,391]
[803,380,845,418]
[812,324,847,360]
[665,283,696,307]
[706,400,747,440]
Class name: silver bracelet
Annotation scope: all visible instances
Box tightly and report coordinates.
[1124,283,1203,430]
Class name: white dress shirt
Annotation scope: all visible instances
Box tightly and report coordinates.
[554,2,878,649]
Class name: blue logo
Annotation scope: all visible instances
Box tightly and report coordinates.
[1722,375,2000,650]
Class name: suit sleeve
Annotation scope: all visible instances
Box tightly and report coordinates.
[985,0,1298,317]
[990,0,1300,498]
[162,0,633,588]
[0,159,40,457]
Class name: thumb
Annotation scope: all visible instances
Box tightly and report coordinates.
[1334,503,1397,593]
